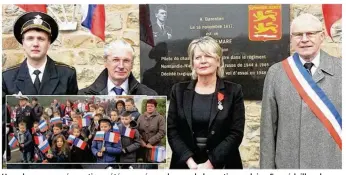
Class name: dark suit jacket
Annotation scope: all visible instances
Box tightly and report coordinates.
[78,68,157,96]
[167,78,245,169]
[2,56,78,96]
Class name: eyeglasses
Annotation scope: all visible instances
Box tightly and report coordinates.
[106,58,132,66]
[291,31,322,39]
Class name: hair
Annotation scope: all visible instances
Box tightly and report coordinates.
[187,36,224,79]
[33,121,39,125]
[53,123,63,130]
[120,111,132,118]
[18,122,26,128]
[125,98,135,105]
[72,125,86,138]
[51,135,69,156]
[110,109,119,115]
[116,100,125,109]
[155,4,167,13]
[53,110,60,116]
[104,39,135,60]
[99,119,111,127]
[290,13,323,35]
[146,99,157,107]
[89,104,96,109]
[94,113,103,119]
[66,100,72,107]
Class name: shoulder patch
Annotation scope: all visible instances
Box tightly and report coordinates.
[2,63,20,73]
[54,61,75,69]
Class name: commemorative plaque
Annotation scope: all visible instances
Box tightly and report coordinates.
[140,4,290,100]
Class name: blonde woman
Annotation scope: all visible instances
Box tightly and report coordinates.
[167,36,245,169]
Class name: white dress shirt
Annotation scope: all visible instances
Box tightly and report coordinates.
[27,58,47,84]
[299,51,320,76]
[107,78,129,95]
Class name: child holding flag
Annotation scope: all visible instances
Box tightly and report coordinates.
[48,123,63,145]
[46,135,71,163]
[119,111,141,164]
[91,118,122,163]
[71,126,90,163]
[32,121,46,162]
[17,122,34,163]
[88,113,101,145]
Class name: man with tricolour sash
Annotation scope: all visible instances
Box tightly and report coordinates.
[260,13,341,169]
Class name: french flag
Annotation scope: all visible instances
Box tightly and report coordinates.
[105,131,120,143]
[50,117,62,125]
[38,139,50,154]
[94,131,105,141]
[81,4,105,41]
[39,120,48,132]
[78,118,91,127]
[67,134,76,144]
[34,135,44,145]
[121,127,135,139]
[150,146,166,162]
[62,118,71,126]
[9,136,18,148]
[73,138,87,150]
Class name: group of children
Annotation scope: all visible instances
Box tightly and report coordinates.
[11,105,144,165]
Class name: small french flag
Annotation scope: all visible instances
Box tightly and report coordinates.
[82,118,90,127]
[67,134,76,144]
[38,139,50,154]
[39,120,48,132]
[34,135,44,145]
[94,131,105,141]
[50,117,62,125]
[81,4,105,41]
[105,131,120,143]
[150,146,166,162]
[73,138,87,150]
[62,118,71,126]
[9,136,18,148]
[121,127,135,139]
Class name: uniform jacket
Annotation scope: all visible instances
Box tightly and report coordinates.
[2,56,78,96]
[16,106,35,130]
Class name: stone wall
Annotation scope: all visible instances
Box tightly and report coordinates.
[2,4,140,88]
[2,4,341,169]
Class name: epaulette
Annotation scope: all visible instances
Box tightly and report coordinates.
[2,63,21,73]
[54,61,75,69]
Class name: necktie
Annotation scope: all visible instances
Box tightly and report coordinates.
[304,62,314,76]
[33,70,41,92]
[112,87,124,95]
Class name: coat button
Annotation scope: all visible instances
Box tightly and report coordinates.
[211,131,215,135]
[206,150,209,153]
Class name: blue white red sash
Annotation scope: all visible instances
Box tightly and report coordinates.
[282,53,342,149]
